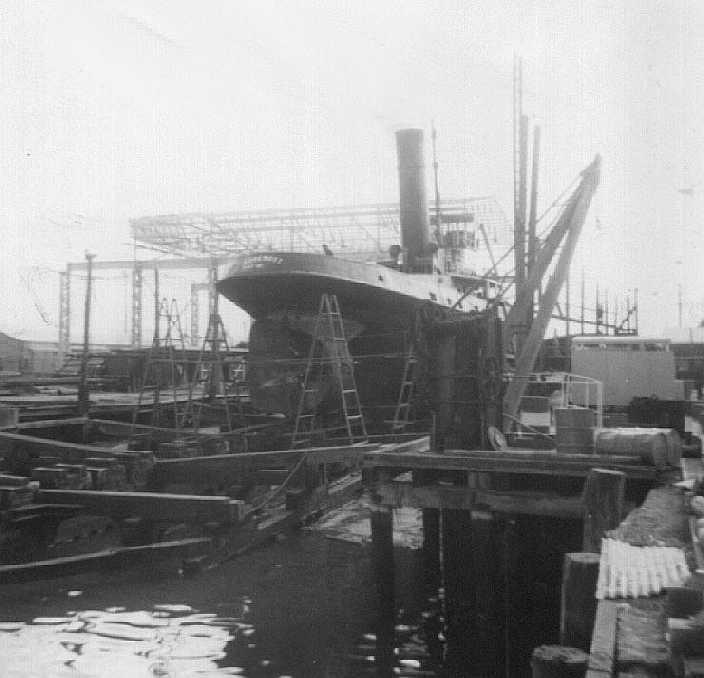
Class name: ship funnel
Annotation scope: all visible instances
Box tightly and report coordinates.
[396,128,430,268]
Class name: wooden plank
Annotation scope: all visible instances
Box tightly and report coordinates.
[445,448,651,466]
[0,417,88,431]
[364,451,658,479]
[153,444,377,488]
[0,538,212,585]
[474,490,584,518]
[0,431,132,461]
[587,600,624,677]
[36,489,243,523]
[90,418,278,442]
[583,469,626,553]
[378,436,431,454]
[372,482,584,517]
[374,482,477,510]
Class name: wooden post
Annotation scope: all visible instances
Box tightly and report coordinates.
[441,508,474,672]
[422,508,440,586]
[414,469,440,589]
[78,252,95,416]
[502,515,520,677]
[560,552,600,651]
[471,510,503,676]
[582,468,625,552]
[370,505,395,676]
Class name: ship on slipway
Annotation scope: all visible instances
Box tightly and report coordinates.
[216,129,497,428]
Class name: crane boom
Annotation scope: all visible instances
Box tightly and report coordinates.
[503,155,602,424]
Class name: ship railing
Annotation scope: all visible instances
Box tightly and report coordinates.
[512,371,603,434]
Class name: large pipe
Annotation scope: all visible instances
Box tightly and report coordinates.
[396,129,430,268]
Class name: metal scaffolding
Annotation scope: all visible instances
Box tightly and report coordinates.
[59,199,511,352]
[130,199,510,259]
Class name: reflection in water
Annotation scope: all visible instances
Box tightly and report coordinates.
[0,529,441,678]
[0,509,574,677]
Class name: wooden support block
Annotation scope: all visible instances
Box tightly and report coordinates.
[0,485,35,508]
[531,645,589,678]
[582,468,626,553]
[35,489,240,524]
[587,600,624,677]
[561,552,600,651]
[31,466,90,490]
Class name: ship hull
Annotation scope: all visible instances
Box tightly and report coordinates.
[216,252,484,425]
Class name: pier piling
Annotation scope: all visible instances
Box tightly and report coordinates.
[582,468,626,552]
[560,552,600,651]
[370,505,395,676]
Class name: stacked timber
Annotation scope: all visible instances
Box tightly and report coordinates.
[594,427,682,468]
[156,439,202,459]
[0,407,19,428]
[31,465,91,490]
[83,458,128,490]
[0,474,36,508]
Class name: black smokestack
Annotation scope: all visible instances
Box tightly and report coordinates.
[396,128,430,268]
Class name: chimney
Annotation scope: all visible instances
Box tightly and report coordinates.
[396,129,430,268]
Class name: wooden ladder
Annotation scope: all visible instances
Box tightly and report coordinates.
[291,294,368,448]
[183,311,234,432]
[131,298,188,431]
[389,346,418,433]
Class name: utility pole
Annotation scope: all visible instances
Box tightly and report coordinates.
[580,269,585,336]
[78,252,95,416]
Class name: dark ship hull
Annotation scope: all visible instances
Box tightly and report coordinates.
[216,129,492,430]
[216,251,487,426]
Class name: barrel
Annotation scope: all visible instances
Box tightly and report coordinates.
[555,407,596,454]
[594,428,674,468]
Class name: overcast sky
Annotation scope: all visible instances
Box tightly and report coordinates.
[1,0,703,342]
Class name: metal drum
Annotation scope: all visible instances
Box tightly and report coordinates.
[555,407,596,454]
[594,428,675,468]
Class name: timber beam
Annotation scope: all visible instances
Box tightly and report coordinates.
[0,431,135,462]
[36,489,244,524]
[372,482,584,517]
[0,538,212,585]
[363,450,663,480]
[152,443,378,488]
